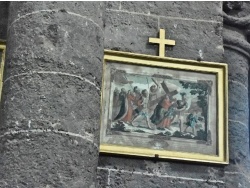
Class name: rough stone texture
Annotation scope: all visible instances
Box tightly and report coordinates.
[5,9,103,80]
[121,2,223,22]
[97,1,250,187]
[224,49,249,88]
[96,168,109,188]
[0,132,98,187]
[105,1,120,10]
[96,168,225,188]
[228,81,249,125]
[228,121,249,163]
[159,18,223,61]
[108,169,224,188]
[0,2,104,187]
[2,74,100,136]
[1,1,250,188]
[224,173,250,188]
[104,10,159,56]
[8,2,104,27]
[223,1,250,18]
[223,1,250,177]
[0,1,9,40]
[98,156,225,181]
[104,9,223,62]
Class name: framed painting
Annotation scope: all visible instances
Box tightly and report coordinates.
[100,50,228,164]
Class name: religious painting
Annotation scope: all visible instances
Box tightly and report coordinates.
[100,50,228,164]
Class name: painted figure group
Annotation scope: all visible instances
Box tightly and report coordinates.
[112,78,198,132]
[113,86,151,128]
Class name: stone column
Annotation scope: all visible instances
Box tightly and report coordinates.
[0,2,8,40]
[223,2,250,187]
[0,2,104,187]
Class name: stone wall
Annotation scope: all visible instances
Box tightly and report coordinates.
[0,2,8,40]
[0,2,104,187]
[97,2,250,188]
[0,1,250,188]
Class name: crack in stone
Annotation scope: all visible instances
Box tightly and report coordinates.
[225,171,241,174]
[0,128,98,148]
[97,167,225,184]
[107,168,111,187]
[107,8,222,23]
[4,70,100,91]
[229,119,248,128]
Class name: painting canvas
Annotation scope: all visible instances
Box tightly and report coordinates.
[100,50,228,164]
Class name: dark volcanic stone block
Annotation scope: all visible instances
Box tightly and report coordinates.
[224,173,250,188]
[159,18,223,62]
[2,74,100,138]
[98,156,225,182]
[96,168,109,188]
[104,10,158,56]
[228,81,249,125]
[108,169,224,188]
[0,2,9,40]
[225,48,249,88]
[121,2,223,22]
[105,1,120,10]
[0,132,98,188]
[228,121,249,163]
[8,2,104,27]
[6,10,103,81]
[1,2,104,187]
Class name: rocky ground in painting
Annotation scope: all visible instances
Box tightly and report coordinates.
[111,121,206,141]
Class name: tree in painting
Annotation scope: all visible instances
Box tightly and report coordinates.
[179,80,212,141]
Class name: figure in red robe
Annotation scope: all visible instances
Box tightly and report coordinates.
[114,90,136,124]
[150,95,176,129]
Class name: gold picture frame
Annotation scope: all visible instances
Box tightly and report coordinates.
[0,41,6,101]
[100,50,228,164]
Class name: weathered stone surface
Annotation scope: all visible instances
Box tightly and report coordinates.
[98,156,225,182]
[224,49,249,88]
[96,168,109,188]
[98,156,148,173]
[0,132,98,188]
[223,27,250,60]
[223,2,250,178]
[1,1,250,188]
[228,81,249,125]
[224,173,250,188]
[159,18,223,62]
[1,2,104,187]
[104,10,224,62]
[5,10,103,81]
[97,1,250,188]
[0,1,9,40]
[8,2,104,27]
[223,1,250,18]
[104,10,158,55]
[108,170,224,188]
[121,2,223,21]
[105,1,120,10]
[228,121,249,163]
[1,74,100,137]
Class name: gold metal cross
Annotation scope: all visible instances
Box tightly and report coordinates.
[149,29,175,57]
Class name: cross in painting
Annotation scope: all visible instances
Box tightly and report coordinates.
[149,29,175,57]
